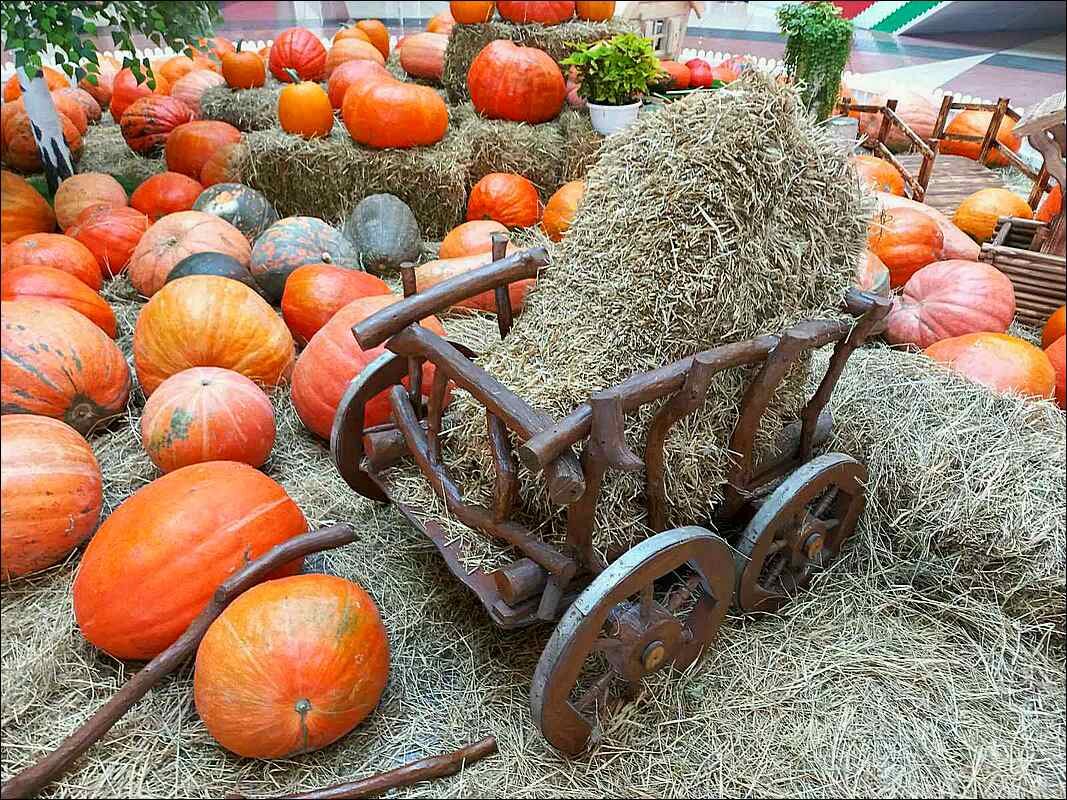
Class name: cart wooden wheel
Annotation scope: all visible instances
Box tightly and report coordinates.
[530,527,735,756]
[733,452,866,613]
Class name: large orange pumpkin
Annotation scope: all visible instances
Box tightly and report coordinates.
[3,67,70,102]
[2,233,102,289]
[467,172,542,227]
[342,79,448,149]
[542,179,584,241]
[415,248,532,314]
[3,109,82,172]
[1043,305,1066,350]
[356,19,391,58]
[847,88,937,152]
[199,141,248,187]
[66,205,151,276]
[134,275,295,394]
[925,332,1055,399]
[874,191,977,262]
[53,172,128,231]
[278,78,334,139]
[270,27,328,82]
[291,295,446,438]
[885,259,1015,349]
[157,55,199,87]
[497,1,575,23]
[1,266,117,337]
[128,211,250,297]
[73,461,307,661]
[468,40,566,124]
[953,187,1032,243]
[194,574,389,758]
[327,59,392,109]
[576,1,615,20]
[852,154,904,196]
[867,205,943,287]
[439,219,508,258]
[1,171,56,243]
[170,68,226,116]
[165,120,243,179]
[940,110,1020,167]
[451,1,496,23]
[426,9,456,34]
[399,33,449,81]
[1047,335,1066,409]
[129,172,205,221]
[0,299,130,432]
[52,87,103,125]
[119,95,195,155]
[141,367,276,472]
[110,68,171,122]
[0,415,102,581]
[49,90,89,134]
[280,264,391,344]
[1036,183,1062,224]
[325,38,386,77]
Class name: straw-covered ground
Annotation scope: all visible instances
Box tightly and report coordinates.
[77,122,165,189]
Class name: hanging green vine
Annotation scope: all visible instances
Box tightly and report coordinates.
[777,1,854,122]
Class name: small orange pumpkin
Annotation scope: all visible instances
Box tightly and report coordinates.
[575,1,615,21]
[852,154,905,196]
[451,1,496,23]
[280,264,391,345]
[269,27,328,82]
[1043,305,1066,350]
[426,9,456,34]
[940,110,1020,167]
[467,172,542,227]
[2,171,57,243]
[925,332,1055,399]
[356,19,391,59]
[129,172,205,221]
[221,45,267,90]
[439,219,508,258]
[542,180,584,241]
[278,73,334,138]
[53,172,128,231]
[66,205,151,276]
[1,266,118,337]
[157,55,199,87]
[867,205,943,288]
[2,233,102,289]
[953,187,1032,243]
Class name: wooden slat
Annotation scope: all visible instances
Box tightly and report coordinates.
[898,153,1004,215]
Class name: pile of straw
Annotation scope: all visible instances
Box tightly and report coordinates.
[78,122,164,188]
[199,85,283,132]
[557,108,602,183]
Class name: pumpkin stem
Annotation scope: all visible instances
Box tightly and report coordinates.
[235,39,243,54]
[284,67,301,84]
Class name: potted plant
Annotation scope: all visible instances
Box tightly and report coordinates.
[562,32,661,136]
[777,1,854,122]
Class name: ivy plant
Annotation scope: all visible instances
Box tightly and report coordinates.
[777,1,854,121]
[561,33,661,106]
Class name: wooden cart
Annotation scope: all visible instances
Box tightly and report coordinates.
[331,239,890,755]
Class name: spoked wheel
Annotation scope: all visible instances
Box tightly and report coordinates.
[734,452,866,613]
[530,527,735,756]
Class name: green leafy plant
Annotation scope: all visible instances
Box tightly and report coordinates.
[777,1,853,121]
[561,32,661,106]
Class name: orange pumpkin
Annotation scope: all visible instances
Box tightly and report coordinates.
[940,110,1020,167]
[658,60,690,89]
[326,38,386,77]
[954,187,1032,243]
[134,275,295,395]
[165,120,242,179]
[575,1,615,20]
[439,219,508,258]
[2,233,102,289]
[468,40,566,124]
[874,191,978,262]
[853,250,891,298]
[2,67,70,102]
[399,33,449,81]
[279,77,334,138]
[110,68,171,122]
[197,35,237,62]
[1,266,117,337]
[925,332,1055,399]
[3,109,82,172]
[1047,335,1066,409]
[291,295,446,437]
[1,171,56,243]
[1,415,102,581]
[342,79,448,149]
[0,299,130,432]
[128,210,252,297]
[467,172,542,227]
[327,59,392,109]
[119,95,195,155]
[73,461,307,660]
[170,68,226,116]
[334,26,372,44]
[199,141,248,187]
[129,172,205,221]
[867,205,943,288]
[1043,305,1066,350]
[49,90,89,134]
[1036,183,1062,224]
[846,88,937,152]
[542,180,584,241]
[141,367,276,472]
[356,19,391,59]
[194,574,389,758]
[270,27,328,82]
[221,47,267,90]
[415,248,532,314]
[52,87,103,124]
[66,205,151,276]
[451,1,496,23]
[53,172,128,230]
[426,9,456,34]
[157,55,199,87]
[280,264,391,345]
[497,1,574,23]
[852,154,904,196]
[78,56,120,110]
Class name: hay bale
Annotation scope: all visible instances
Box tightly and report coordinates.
[817,345,1067,640]
[441,19,634,102]
[389,75,867,567]
[77,122,164,189]
[558,108,602,182]
[199,85,282,132]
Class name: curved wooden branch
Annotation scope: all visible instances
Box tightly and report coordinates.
[0,524,359,800]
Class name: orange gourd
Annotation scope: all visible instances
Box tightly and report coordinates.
[53,172,128,230]
[327,59,392,109]
[1,266,117,337]
[468,40,566,124]
[129,172,204,221]
[280,264,391,344]
[852,154,904,196]
[119,95,195,155]
[66,205,151,276]
[1,415,102,581]
[170,68,226,116]
[356,20,391,59]
[49,90,88,134]
[199,141,247,186]
[426,10,456,34]
[658,60,690,89]
[497,1,574,23]
[2,233,103,289]
[542,179,584,241]
[52,87,103,124]
[279,75,334,138]
[439,219,508,258]
[73,461,307,661]
[326,38,386,77]
[2,171,56,243]
[1047,335,1066,409]
[110,68,171,122]
[399,33,449,81]
[0,299,130,432]
[1036,183,1062,223]
[867,205,943,287]
[1043,305,1066,350]
[165,120,243,179]
[221,45,267,90]
[941,110,1020,167]
[925,332,1055,399]
[954,187,1032,243]
[270,27,328,82]
[334,27,372,44]
[3,109,82,172]
[467,172,542,227]
[194,574,388,758]
[3,67,69,102]
[451,1,496,23]
[157,55,199,87]
[134,275,295,395]
[575,1,615,20]
[141,367,276,472]
[874,191,978,262]
[415,248,532,314]
[342,79,448,149]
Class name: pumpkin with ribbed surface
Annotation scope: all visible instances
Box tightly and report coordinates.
[120,95,194,155]
[110,68,171,122]
[886,259,1016,349]
[128,211,252,297]
[1,266,117,337]
[343,194,422,275]
[165,251,262,294]
[278,78,334,139]
[134,275,295,395]
[193,182,279,242]
[356,19,391,58]
[439,219,507,258]
[325,38,386,77]
[451,1,496,23]
[1,171,56,243]
[194,574,389,758]
[1036,183,1062,224]
[49,90,89,134]
[925,332,1055,399]
[400,33,448,81]
[0,299,130,432]
[852,154,904,196]
[1047,335,1066,409]
[342,79,448,150]
[867,205,943,288]
[130,172,204,221]
[54,172,127,231]
[3,67,69,101]
[953,187,1032,243]
[467,172,542,227]
[2,233,102,289]
[3,109,82,172]
[165,120,242,179]
[73,461,307,661]
[327,59,391,109]
[542,180,584,241]
[170,69,226,117]
[497,1,574,23]
[940,110,1020,167]
[415,248,531,314]
[250,216,359,302]
[874,191,978,262]
[52,87,102,124]
[426,10,456,34]
[281,264,391,344]
[141,367,276,472]
[1,415,102,581]
[270,27,328,82]
[66,205,150,276]
[292,295,446,437]
[469,41,565,123]
[1043,305,1066,350]
[199,141,248,187]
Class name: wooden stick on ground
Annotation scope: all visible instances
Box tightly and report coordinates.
[0,523,359,800]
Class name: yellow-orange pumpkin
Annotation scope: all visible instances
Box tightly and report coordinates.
[953,187,1032,243]
[53,172,128,230]
[925,332,1055,399]
[280,264,391,345]
[467,172,542,227]
[1047,335,1065,409]
[278,78,334,139]
[1,266,117,337]
[867,205,943,287]
[542,179,584,241]
[1043,305,1066,350]
[439,219,508,258]
[1,171,56,243]
[941,110,1020,167]
[415,248,532,314]
[2,233,103,289]
[451,1,496,23]
[575,1,615,20]
[852,154,905,196]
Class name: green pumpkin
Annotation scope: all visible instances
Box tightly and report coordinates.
[343,194,422,276]
[250,216,360,302]
[193,183,279,243]
[166,251,267,297]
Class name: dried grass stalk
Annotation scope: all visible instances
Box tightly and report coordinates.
[78,123,164,187]
[199,85,283,132]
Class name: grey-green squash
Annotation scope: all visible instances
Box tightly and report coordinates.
[193,183,279,244]
[343,194,422,275]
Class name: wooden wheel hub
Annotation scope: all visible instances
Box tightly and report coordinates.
[603,601,683,683]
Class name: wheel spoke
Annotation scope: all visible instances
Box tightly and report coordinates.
[590,637,624,655]
[574,670,614,713]
[639,582,654,625]
[812,487,839,518]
